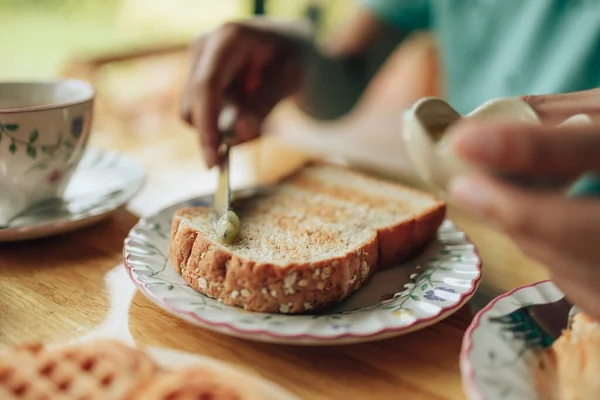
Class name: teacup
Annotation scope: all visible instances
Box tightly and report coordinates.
[402,96,591,196]
[0,79,94,225]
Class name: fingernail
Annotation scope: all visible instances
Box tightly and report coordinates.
[448,176,499,220]
[450,123,503,163]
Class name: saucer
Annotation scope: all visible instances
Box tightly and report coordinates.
[0,148,145,242]
[124,195,482,346]
[460,280,561,400]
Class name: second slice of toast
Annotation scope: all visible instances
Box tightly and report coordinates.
[170,164,445,314]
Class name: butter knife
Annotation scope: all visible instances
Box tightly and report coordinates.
[213,105,240,243]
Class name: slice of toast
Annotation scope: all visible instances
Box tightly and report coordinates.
[170,164,445,314]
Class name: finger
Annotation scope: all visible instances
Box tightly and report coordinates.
[181,34,208,125]
[452,174,600,319]
[234,110,261,143]
[192,24,286,166]
[450,120,600,175]
[238,54,302,122]
[514,235,600,321]
[190,85,220,167]
[512,234,587,275]
[545,272,600,322]
[189,25,258,167]
[521,89,600,125]
[449,174,600,264]
[228,50,301,144]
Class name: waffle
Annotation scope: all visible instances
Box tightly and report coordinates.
[129,365,273,400]
[0,340,157,400]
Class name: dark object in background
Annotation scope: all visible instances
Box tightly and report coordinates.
[253,0,265,15]
[306,1,322,39]
[252,0,322,33]
[306,2,321,27]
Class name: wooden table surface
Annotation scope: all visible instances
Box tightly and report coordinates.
[0,104,550,400]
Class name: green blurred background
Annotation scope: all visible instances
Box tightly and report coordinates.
[0,0,352,80]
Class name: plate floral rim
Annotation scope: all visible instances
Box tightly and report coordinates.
[460,279,553,400]
[124,195,483,343]
[125,257,481,342]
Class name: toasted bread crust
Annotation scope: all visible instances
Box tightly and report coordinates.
[377,203,446,267]
[170,208,379,314]
[287,162,446,267]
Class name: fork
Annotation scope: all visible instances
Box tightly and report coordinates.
[489,297,575,350]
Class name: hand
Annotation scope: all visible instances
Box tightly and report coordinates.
[521,89,600,125]
[447,90,600,320]
[181,19,311,167]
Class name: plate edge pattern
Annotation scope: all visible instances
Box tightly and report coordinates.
[123,203,484,342]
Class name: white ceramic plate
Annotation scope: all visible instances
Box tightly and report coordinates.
[124,196,482,345]
[460,280,561,400]
[146,347,300,399]
[0,148,145,241]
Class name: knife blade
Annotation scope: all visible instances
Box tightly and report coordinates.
[212,105,240,243]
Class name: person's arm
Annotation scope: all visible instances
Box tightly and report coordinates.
[293,8,410,119]
[181,1,430,167]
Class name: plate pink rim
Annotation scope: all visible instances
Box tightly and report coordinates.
[459,279,552,400]
[123,220,483,343]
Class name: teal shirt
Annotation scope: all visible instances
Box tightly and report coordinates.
[361,0,600,196]
[361,0,600,114]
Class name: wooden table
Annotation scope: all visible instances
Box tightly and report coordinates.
[0,103,549,399]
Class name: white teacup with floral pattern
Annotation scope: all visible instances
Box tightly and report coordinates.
[0,80,94,226]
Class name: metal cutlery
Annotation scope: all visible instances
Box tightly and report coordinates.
[212,105,240,243]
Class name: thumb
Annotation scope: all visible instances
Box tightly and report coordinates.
[520,89,600,125]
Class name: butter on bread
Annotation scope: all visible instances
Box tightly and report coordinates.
[535,312,600,400]
[170,163,445,314]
